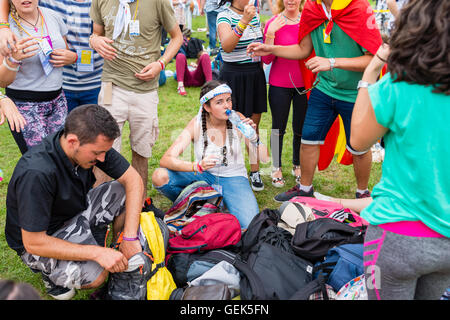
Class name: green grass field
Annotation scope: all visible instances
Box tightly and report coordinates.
[0,13,381,300]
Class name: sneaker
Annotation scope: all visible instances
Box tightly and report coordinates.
[355,190,371,199]
[249,171,264,191]
[143,197,165,220]
[41,274,76,300]
[274,184,314,202]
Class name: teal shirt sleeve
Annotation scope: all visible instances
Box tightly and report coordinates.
[368,73,396,129]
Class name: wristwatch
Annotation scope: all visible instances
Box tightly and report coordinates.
[329,58,336,71]
[357,80,372,90]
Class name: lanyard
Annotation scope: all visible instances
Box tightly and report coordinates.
[10,8,50,40]
[133,0,140,21]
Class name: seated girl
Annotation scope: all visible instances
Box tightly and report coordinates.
[175,50,213,96]
[152,80,270,228]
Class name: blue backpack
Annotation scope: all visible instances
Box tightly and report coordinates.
[313,243,364,292]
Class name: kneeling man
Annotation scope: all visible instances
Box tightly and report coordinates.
[5,104,144,299]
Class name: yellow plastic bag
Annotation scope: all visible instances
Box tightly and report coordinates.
[140,211,177,300]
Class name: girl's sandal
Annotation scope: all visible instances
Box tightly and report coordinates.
[291,165,301,184]
[271,167,285,188]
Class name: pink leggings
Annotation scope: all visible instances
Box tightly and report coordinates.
[175,53,213,87]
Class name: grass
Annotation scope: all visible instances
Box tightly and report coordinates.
[0,13,381,300]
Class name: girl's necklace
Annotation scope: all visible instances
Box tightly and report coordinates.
[283,12,301,23]
[19,10,40,32]
[230,5,244,13]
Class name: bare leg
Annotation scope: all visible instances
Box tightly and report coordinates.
[81,269,109,290]
[299,144,320,186]
[93,166,112,188]
[132,150,148,202]
[352,151,372,190]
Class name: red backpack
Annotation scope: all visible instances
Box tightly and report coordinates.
[167,213,242,254]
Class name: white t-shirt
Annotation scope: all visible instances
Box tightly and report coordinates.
[193,118,248,178]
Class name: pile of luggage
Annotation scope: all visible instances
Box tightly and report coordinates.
[107,181,369,301]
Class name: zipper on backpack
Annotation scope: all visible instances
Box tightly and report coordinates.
[183,224,207,240]
[169,243,208,251]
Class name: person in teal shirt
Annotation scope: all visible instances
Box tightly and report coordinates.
[351,0,450,300]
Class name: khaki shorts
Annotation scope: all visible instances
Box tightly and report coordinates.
[98,82,159,158]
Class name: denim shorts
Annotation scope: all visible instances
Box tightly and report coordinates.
[301,88,367,155]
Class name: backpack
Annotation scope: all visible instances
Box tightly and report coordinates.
[164,181,223,234]
[107,211,176,300]
[167,248,239,288]
[290,196,369,227]
[169,284,232,300]
[313,243,364,292]
[236,209,315,300]
[167,212,242,254]
[185,37,204,59]
[291,218,366,263]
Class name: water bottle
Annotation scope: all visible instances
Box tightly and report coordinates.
[225,109,257,141]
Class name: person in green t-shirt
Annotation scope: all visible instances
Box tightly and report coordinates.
[247,0,377,202]
[89,0,183,201]
[351,0,450,300]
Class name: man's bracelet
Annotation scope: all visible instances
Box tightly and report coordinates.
[0,92,8,100]
[158,59,165,70]
[123,235,139,241]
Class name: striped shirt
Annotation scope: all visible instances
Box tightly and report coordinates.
[217,8,263,64]
[39,0,103,91]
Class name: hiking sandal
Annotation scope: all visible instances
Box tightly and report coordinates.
[271,167,285,188]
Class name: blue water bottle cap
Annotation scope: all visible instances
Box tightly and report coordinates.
[225,109,231,116]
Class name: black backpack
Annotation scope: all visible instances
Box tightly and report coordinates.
[291,218,366,263]
[235,209,315,300]
[167,248,239,288]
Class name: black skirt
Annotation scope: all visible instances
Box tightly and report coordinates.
[219,61,267,118]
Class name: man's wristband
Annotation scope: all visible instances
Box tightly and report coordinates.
[123,235,139,241]
[0,92,8,100]
[158,59,165,70]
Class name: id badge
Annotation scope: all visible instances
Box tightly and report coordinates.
[39,50,53,76]
[129,20,140,36]
[323,28,331,44]
[76,49,94,72]
[39,37,53,56]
